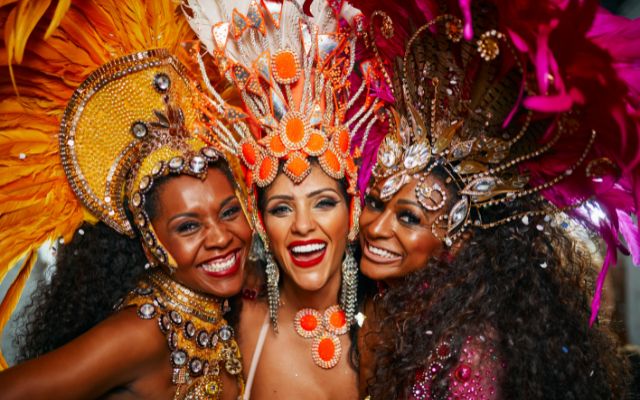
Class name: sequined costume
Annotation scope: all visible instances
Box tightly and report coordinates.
[120,270,244,399]
[0,2,248,398]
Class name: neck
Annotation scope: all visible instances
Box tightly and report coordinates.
[279,271,342,311]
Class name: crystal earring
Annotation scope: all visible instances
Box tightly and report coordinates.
[265,251,280,332]
[340,244,358,326]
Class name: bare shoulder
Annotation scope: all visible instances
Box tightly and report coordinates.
[0,306,167,400]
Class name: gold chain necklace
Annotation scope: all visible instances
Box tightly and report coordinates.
[120,270,244,399]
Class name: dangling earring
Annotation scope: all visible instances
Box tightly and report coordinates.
[265,251,280,332]
[340,244,358,326]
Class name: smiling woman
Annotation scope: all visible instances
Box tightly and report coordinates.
[0,2,255,396]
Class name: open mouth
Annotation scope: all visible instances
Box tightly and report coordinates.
[363,240,402,264]
[287,240,327,268]
[199,249,241,277]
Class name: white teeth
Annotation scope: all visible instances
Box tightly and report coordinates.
[368,243,399,259]
[201,252,236,273]
[290,243,326,254]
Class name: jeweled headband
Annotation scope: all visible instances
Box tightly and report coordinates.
[60,49,247,268]
[370,14,590,246]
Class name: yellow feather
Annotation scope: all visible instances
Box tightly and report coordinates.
[43,0,69,38]
[0,249,36,370]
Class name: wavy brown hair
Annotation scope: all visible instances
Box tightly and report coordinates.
[366,199,628,399]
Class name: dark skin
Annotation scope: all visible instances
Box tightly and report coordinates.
[0,167,251,399]
[238,166,358,400]
[357,177,449,396]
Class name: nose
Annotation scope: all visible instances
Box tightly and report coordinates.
[365,209,394,239]
[204,222,233,249]
[291,205,316,236]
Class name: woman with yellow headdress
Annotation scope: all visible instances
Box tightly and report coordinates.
[0,1,252,398]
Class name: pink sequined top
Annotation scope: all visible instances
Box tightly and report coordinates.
[410,335,505,400]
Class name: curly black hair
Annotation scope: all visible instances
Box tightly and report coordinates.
[14,161,242,362]
[366,199,628,399]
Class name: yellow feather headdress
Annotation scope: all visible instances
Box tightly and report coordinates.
[0,0,237,368]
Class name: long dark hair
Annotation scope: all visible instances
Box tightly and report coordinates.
[14,161,242,362]
[366,198,628,399]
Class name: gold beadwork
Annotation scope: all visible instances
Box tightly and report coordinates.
[121,270,245,399]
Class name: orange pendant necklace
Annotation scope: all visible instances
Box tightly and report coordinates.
[293,305,348,369]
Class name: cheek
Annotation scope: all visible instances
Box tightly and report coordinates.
[163,236,200,267]
[404,235,442,269]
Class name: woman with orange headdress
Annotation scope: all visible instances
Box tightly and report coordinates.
[182,0,386,398]
[0,2,253,398]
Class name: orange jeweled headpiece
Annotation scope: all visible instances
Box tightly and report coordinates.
[183,0,383,243]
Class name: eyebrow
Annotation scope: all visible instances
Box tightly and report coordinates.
[397,198,432,217]
[167,195,237,223]
[266,188,340,203]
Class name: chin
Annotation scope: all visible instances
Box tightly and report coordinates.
[359,260,396,281]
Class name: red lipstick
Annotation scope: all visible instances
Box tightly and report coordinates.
[287,239,327,268]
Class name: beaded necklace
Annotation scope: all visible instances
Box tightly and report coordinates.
[120,270,244,399]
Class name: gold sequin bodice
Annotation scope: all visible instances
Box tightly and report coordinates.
[120,270,244,399]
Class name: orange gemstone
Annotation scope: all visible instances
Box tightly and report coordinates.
[329,310,346,329]
[241,142,257,166]
[258,157,276,181]
[321,149,342,174]
[285,117,305,145]
[317,338,335,362]
[336,129,350,154]
[285,154,310,178]
[305,132,326,154]
[300,314,318,331]
[273,51,298,81]
[268,134,286,155]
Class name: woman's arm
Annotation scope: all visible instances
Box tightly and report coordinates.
[0,307,166,400]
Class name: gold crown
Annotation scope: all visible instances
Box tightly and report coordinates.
[372,14,593,245]
[60,49,244,266]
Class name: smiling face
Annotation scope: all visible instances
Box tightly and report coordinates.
[149,167,252,297]
[359,174,450,284]
[261,165,350,293]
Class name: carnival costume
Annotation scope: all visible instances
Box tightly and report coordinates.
[181,0,386,372]
[0,1,248,398]
[354,0,640,397]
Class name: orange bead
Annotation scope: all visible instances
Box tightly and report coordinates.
[241,141,257,166]
[329,310,346,329]
[273,51,299,82]
[300,314,318,331]
[317,338,335,362]
[285,117,305,145]
[305,132,326,155]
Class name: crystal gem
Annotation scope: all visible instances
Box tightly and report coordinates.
[151,162,163,176]
[225,358,242,375]
[136,212,146,227]
[155,248,166,263]
[219,326,233,341]
[403,142,430,170]
[136,286,152,295]
[448,198,469,232]
[131,192,142,208]
[160,315,171,332]
[189,156,206,173]
[197,330,210,347]
[380,174,406,201]
[190,358,203,375]
[184,322,196,338]
[171,350,187,366]
[202,147,219,159]
[170,310,183,325]
[205,382,219,395]
[138,303,156,319]
[139,176,151,191]
[144,232,155,247]
[155,296,165,308]
[168,331,178,350]
[131,122,148,139]
[210,334,219,348]
[153,73,171,92]
[169,157,184,170]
